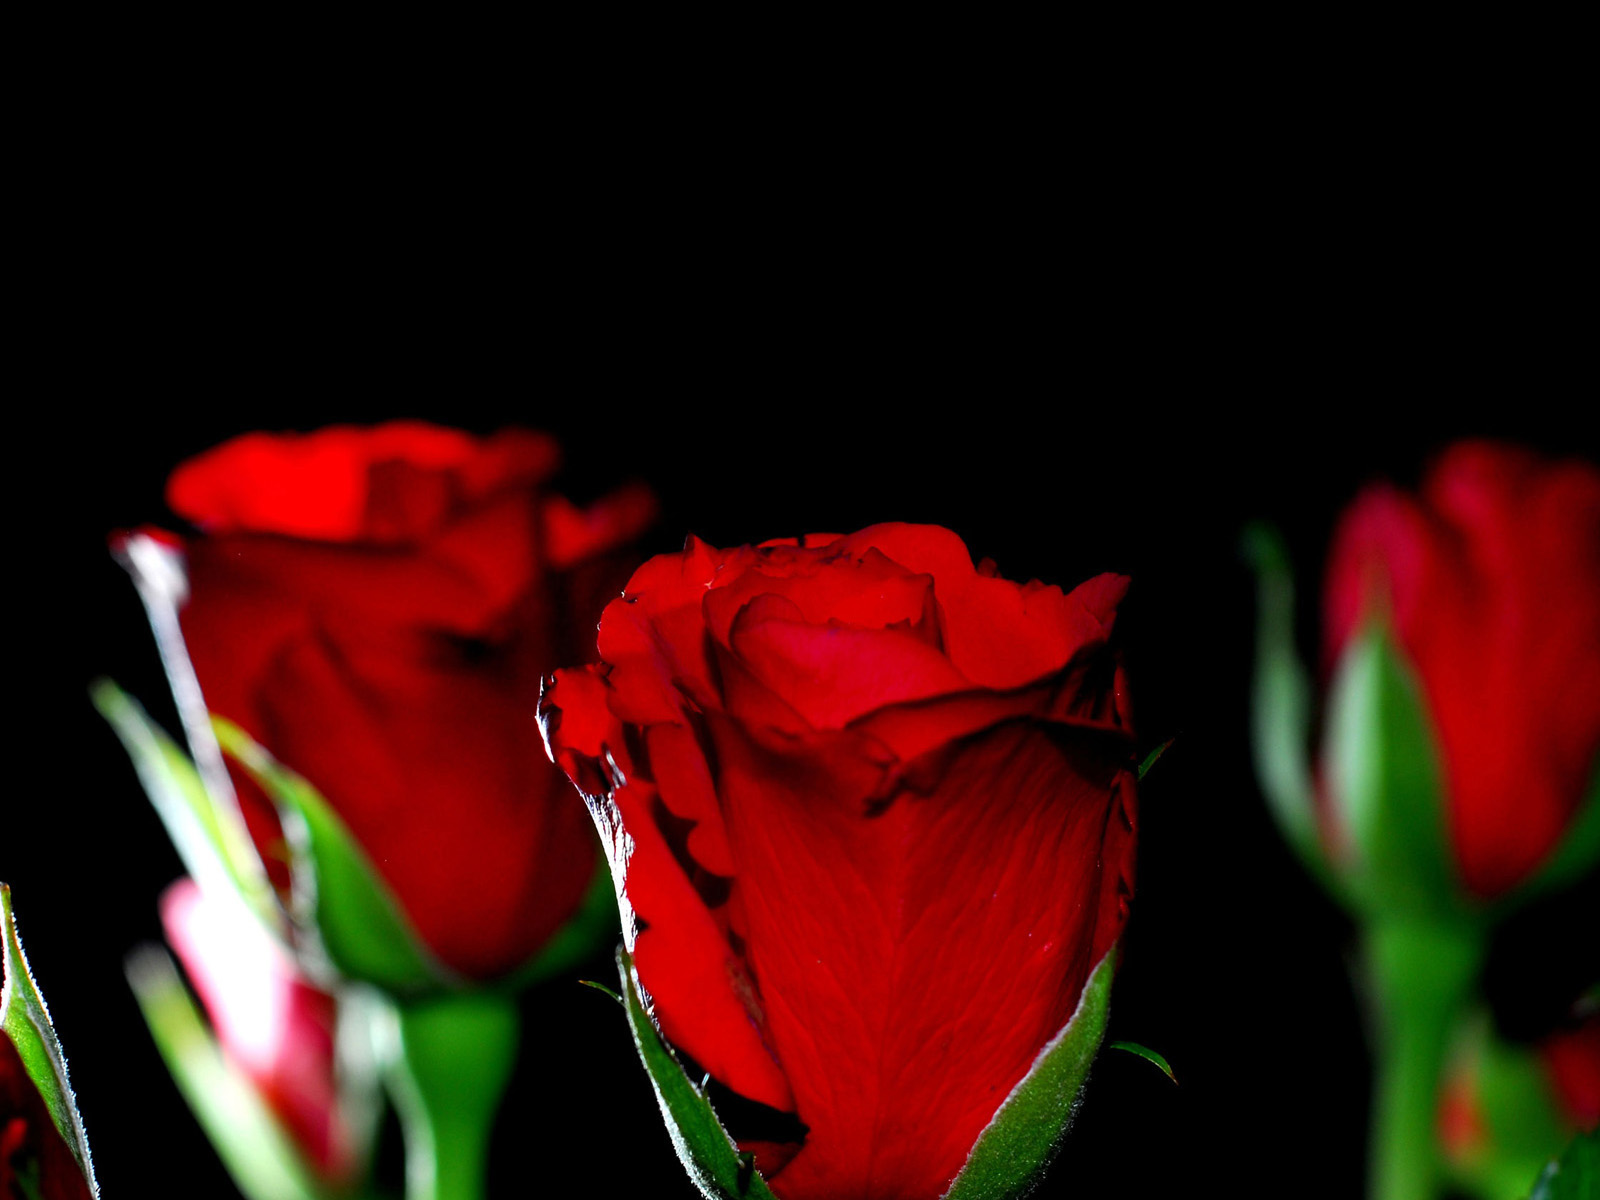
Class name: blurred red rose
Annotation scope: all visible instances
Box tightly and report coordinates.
[1542,1014,1600,1131]
[161,878,363,1181]
[1,1040,92,1200]
[540,524,1137,1199]
[1323,442,1600,898]
[119,423,655,980]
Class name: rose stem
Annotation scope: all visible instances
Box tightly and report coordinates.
[385,991,520,1200]
[1365,918,1483,1200]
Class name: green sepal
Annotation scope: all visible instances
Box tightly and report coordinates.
[91,679,282,933]
[502,855,618,991]
[1529,1129,1599,1200]
[1107,1039,1177,1084]
[614,947,778,1200]
[1243,524,1346,902]
[943,948,1115,1200]
[125,946,331,1200]
[213,718,448,996]
[1324,622,1459,920]
[1,885,99,1195]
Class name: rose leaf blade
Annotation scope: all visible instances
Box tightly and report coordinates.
[91,679,280,931]
[615,948,778,1200]
[1136,739,1173,783]
[0,884,99,1195]
[1106,1039,1177,1084]
[1529,1128,1599,1200]
[125,946,329,1200]
[942,948,1114,1200]
[212,717,445,994]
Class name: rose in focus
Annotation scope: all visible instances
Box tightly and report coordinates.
[540,523,1137,1199]
[117,423,655,981]
[1321,442,1600,900]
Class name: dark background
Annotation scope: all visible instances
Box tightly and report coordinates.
[9,170,1595,1200]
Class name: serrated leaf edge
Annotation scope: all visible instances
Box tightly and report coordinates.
[0,885,100,1196]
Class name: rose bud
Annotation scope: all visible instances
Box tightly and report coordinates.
[111,423,656,987]
[1319,442,1600,908]
[1,887,96,1200]
[1435,1009,1599,1194]
[149,878,372,1189]
[1253,442,1600,917]
[540,524,1138,1199]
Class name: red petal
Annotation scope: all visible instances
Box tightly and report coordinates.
[539,672,793,1111]
[168,424,559,542]
[227,612,594,980]
[706,714,1132,1199]
[1323,443,1600,897]
[543,483,659,570]
[703,547,936,647]
[726,597,973,730]
[835,524,1130,690]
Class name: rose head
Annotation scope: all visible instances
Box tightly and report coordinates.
[116,423,655,981]
[1321,442,1600,901]
[540,523,1137,1199]
[160,878,364,1183]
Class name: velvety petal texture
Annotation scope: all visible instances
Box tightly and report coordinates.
[1323,442,1600,898]
[126,423,656,981]
[540,523,1137,1199]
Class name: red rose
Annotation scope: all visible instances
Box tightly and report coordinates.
[160,878,364,1182]
[1542,1015,1600,1132]
[1,1038,92,1200]
[540,523,1137,1199]
[117,423,655,980]
[1322,442,1600,899]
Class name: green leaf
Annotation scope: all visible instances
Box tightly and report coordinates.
[1137,739,1173,782]
[1107,1039,1177,1084]
[1,885,99,1195]
[1529,1129,1599,1200]
[91,679,281,932]
[1324,623,1457,919]
[615,947,778,1200]
[943,949,1115,1200]
[213,717,447,995]
[1243,524,1343,898]
[125,946,327,1200]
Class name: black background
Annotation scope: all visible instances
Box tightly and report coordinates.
[8,168,1596,1199]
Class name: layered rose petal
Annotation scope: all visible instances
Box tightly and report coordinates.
[169,423,560,543]
[544,522,1137,1199]
[725,598,973,731]
[706,715,1133,1199]
[132,423,650,983]
[1324,443,1600,897]
[538,669,792,1112]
